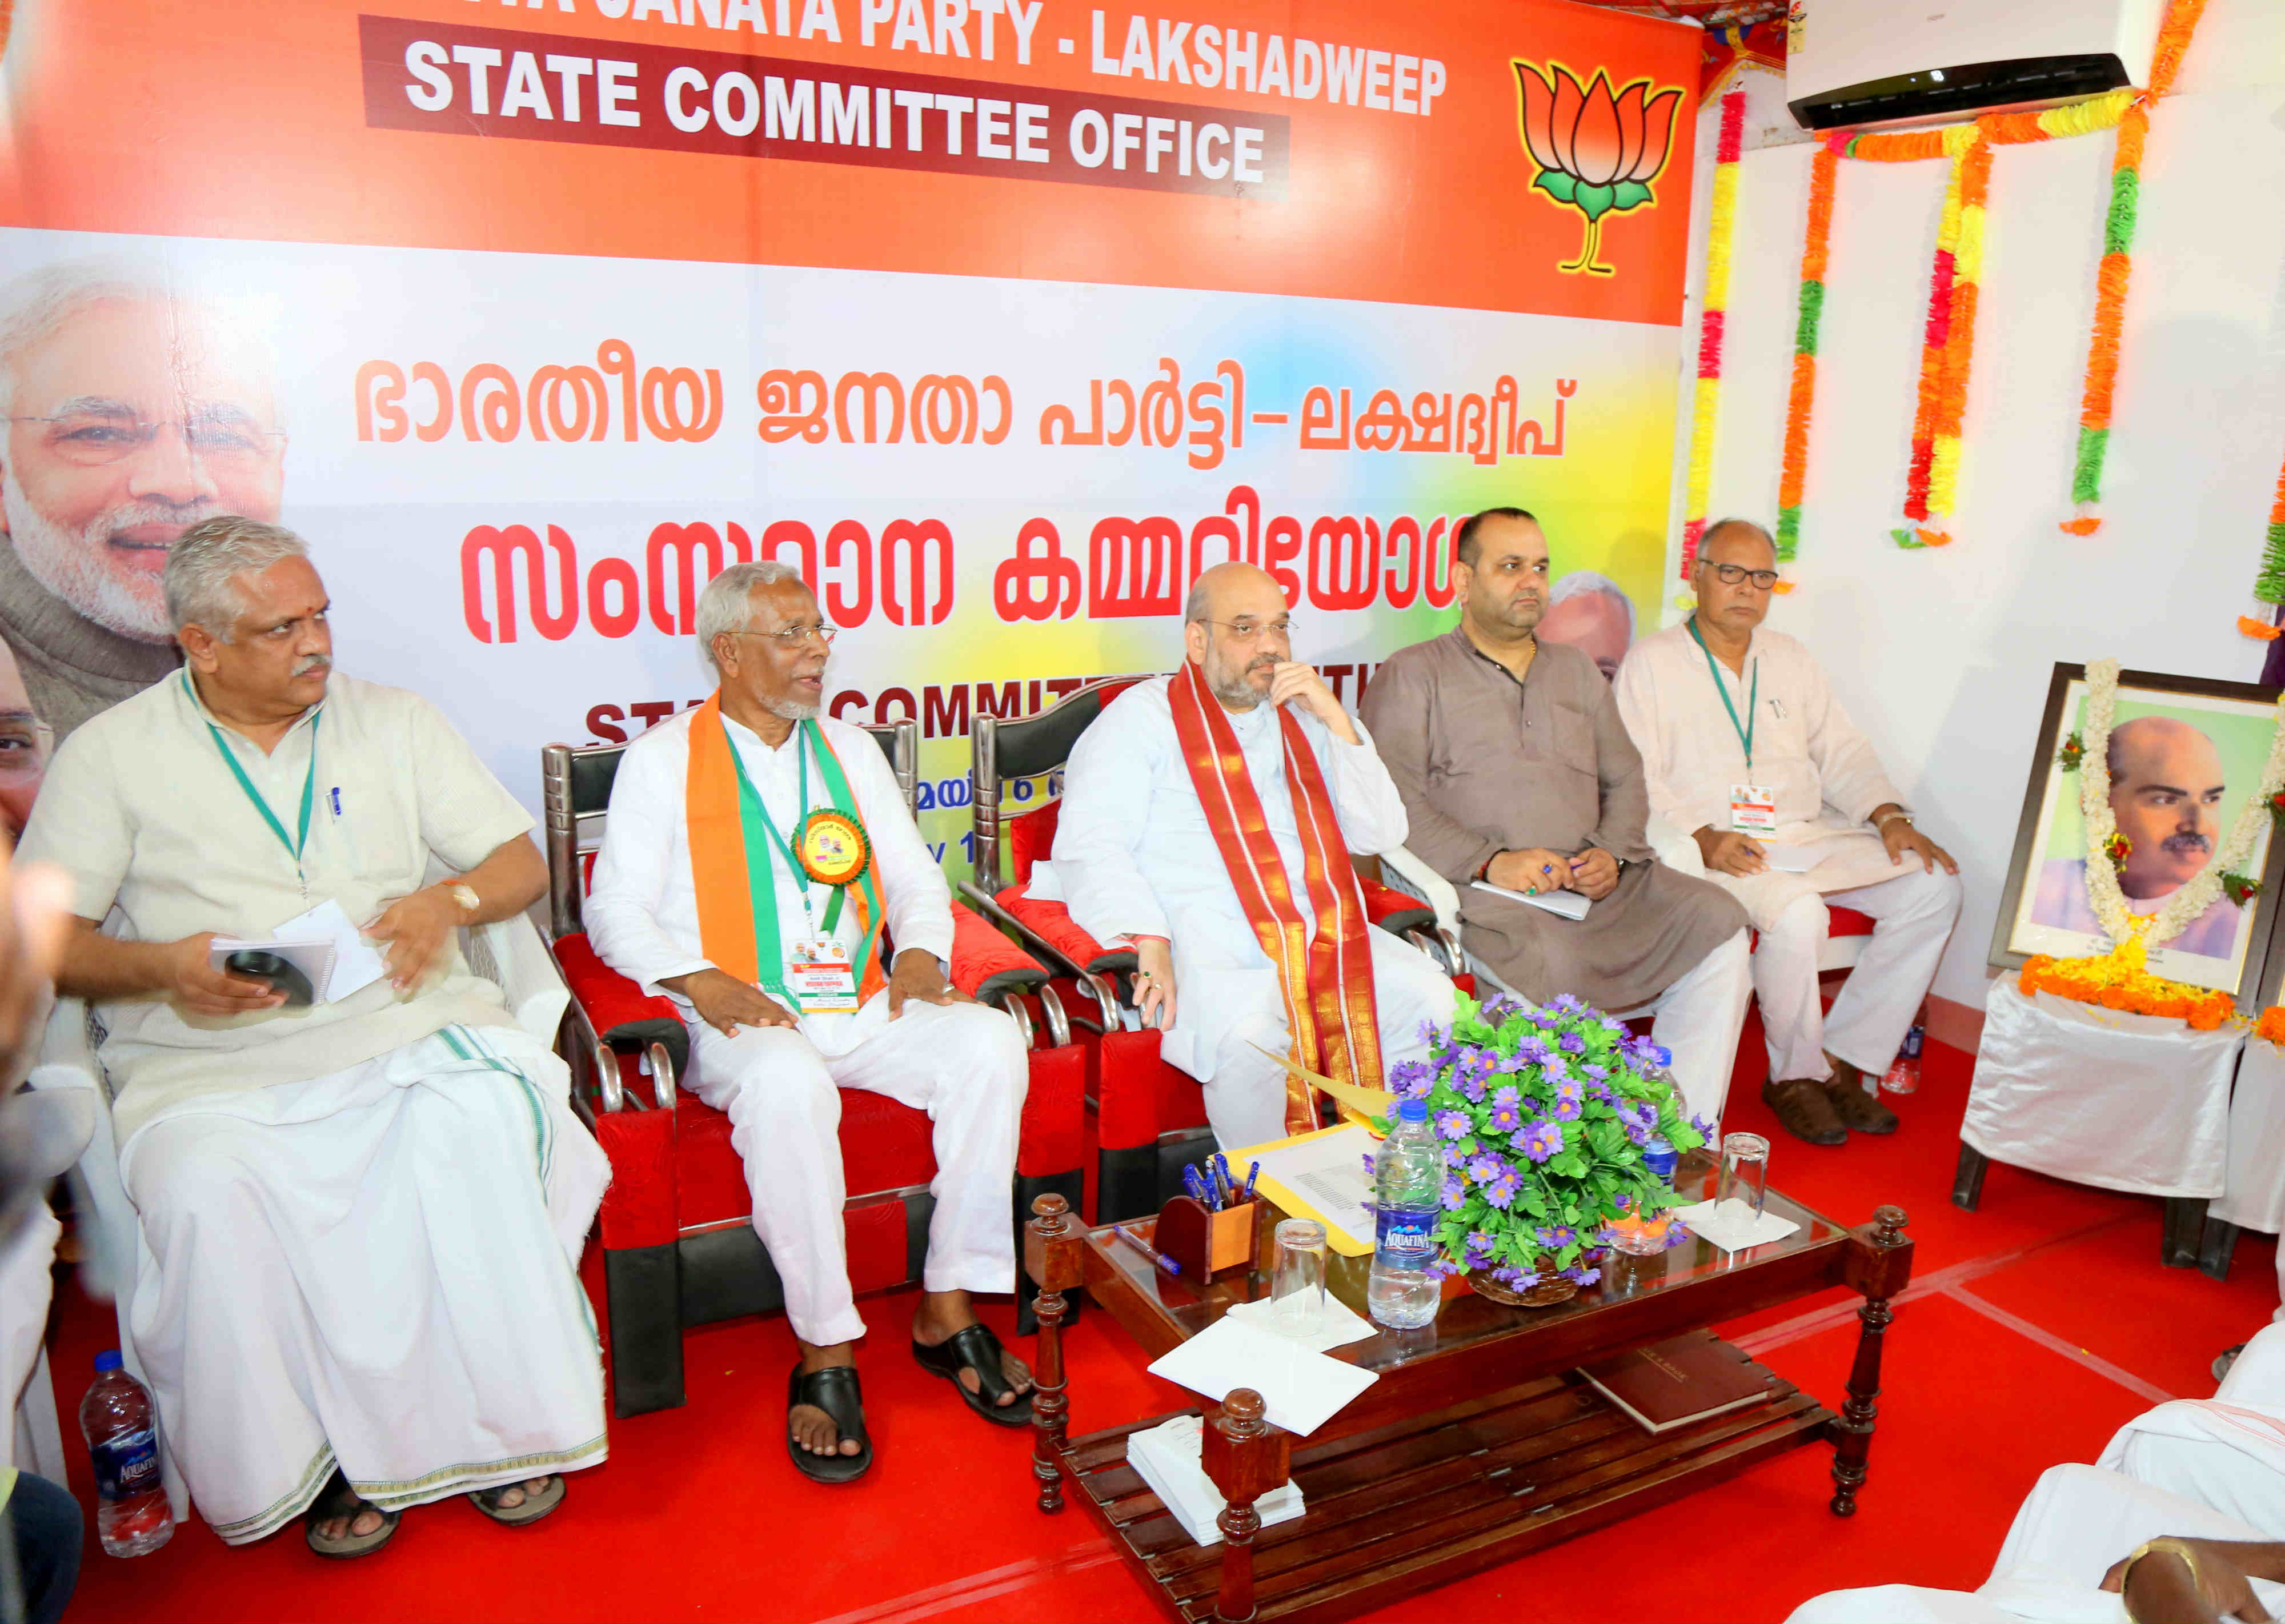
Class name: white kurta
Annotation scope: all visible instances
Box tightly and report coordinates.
[1051,676,1458,1149]
[119,1024,608,1544]
[1789,1324,2285,1623]
[583,705,1025,1346]
[1615,622,1959,1081]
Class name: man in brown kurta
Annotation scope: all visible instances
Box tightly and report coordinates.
[1361,507,1752,1124]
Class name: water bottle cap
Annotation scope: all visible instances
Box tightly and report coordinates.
[1396,1098,1428,1123]
[1646,1134,1672,1152]
[93,1350,123,1372]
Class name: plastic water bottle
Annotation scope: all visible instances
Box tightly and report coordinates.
[80,1351,173,1557]
[1881,1021,1925,1096]
[1367,1099,1443,1329]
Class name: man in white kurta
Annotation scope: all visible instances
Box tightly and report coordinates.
[1051,562,1457,1150]
[1788,1322,2285,1623]
[1616,520,1962,1146]
[584,562,1029,1478]
[18,518,606,1553]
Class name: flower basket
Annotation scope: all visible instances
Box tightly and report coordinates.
[1468,1261,1576,1308]
[1388,992,1711,1303]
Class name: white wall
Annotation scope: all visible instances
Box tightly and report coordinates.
[1663,0,2285,1011]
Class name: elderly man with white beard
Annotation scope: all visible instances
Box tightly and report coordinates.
[0,260,286,737]
[17,515,606,1558]
[1051,561,1459,1150]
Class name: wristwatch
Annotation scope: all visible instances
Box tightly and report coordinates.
[449,883,480,915]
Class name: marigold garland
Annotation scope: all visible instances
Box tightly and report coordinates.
[2256,1004,2285,1045]
[2252,449,2285,611]
[1890,126,1985,550]
[1773,138,1838,564]
[2019,940,2233,1031]
[1677,84,1747,583]
[2059,103,2148,536]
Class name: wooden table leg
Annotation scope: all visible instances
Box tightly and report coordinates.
[1200,1390,1292,1624]
[1024,1192,1086,1514]
[1831,1205,1914,1517]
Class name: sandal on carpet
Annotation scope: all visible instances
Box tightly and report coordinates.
[787,1361,873,1484]
[305,1467,400,1559]
[912,1322,1034,1428]
[467,1474,566,1528]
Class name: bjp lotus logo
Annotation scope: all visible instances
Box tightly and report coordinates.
[1512,62,1685,276]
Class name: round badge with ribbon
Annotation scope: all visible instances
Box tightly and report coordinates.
[796,809,871,887]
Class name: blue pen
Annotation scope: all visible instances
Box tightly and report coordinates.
[1182,1164,1213,1209]
[329,787,342,817]
[1212,1153,1234,1209]
[1243,1160,1260,1202]
[1111,1225,1182,1275]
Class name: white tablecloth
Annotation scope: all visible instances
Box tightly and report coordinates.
[1962,981,2239,1200]
[2216,1037,2285,1233]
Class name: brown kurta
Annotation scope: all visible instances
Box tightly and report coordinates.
[1361,627,1746,1011]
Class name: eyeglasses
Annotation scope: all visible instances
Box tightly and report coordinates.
[727,623,838,647]
[1198,616,1297,641]
[6,409,286,470]
[1706,564,1780,590]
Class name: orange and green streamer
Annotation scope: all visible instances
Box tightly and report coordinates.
[1773,139,1837,564]
[1678,84,1746,582]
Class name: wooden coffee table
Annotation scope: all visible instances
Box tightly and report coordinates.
[1021,1156,1913,1624]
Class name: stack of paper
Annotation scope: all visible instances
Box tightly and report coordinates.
[1471,880,1591,920]
[1223,1292,1377,1356]
[1127,1414,1305,1547]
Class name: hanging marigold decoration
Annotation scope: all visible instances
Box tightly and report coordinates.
[1773,137,1838,564]
[1677,83,1747,583]
[1890,124,1986,550]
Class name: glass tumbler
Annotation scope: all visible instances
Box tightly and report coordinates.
[1270,1218,1329,1336]
[1718,1132,1771,1221]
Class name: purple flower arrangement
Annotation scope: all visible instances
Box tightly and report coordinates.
[1389,993,1708,1294]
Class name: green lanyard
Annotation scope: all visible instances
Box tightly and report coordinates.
[1686,619,1757,775]
[188,671,319,868]
[723,719,845,940]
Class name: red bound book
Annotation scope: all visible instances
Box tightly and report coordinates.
[1576,1334,1777,1434]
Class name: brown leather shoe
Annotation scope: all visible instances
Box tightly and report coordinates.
[1822,1061,1899,1134]
[1761,1077,1847,1146]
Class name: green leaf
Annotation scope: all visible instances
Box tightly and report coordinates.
[1534,170,1579,205]
[1611,179,1654,212]
[1575,182,1616,222]
[1520,1186,1548,1218]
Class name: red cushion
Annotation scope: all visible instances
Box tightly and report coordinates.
[1358,876,1435,935]
[999,886,1133,974]
[949,901,1048,1003]
[1829,907,1874,938]
[1006,801,1060,889]
[1017,1041,1087,1177]
[554,932,680,1040]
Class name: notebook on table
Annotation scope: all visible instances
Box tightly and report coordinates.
[1576,1333,1777,1434]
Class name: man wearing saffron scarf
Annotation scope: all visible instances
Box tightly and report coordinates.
[584,562,1031,1485]
[1052,561,1458,1150]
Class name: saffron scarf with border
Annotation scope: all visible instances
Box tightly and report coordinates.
[1167,660,1385,1135]
[686,693,887,1011]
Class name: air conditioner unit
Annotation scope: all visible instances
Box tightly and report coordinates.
[1786,0,2168,132]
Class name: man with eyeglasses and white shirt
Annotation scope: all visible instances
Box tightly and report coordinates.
[1052,561,1458,1150]
[1615,519,1962,1149]
[584,562,1033,1485]
[0,261,287,739]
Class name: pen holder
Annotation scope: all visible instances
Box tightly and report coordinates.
[1154,1193,1257,1280]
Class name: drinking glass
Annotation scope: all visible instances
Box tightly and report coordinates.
[1719,1132,1771,1221]
[1270,1218,1328,1336]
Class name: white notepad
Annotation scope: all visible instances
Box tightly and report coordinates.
[1146,1315,1379,1438]
[1127,1414,1306,1547]
[1471,880,1591,920]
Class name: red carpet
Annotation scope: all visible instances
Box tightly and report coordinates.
[41,1024,2282,1623]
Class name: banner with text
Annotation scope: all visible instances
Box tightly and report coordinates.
[0,0,1697,868]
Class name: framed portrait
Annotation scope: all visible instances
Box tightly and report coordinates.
[1990,663,2285,1009]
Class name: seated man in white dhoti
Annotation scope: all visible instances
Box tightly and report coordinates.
[1362,509,1751,1128]
[1615,518,1962,1149]
[1052,561,1458,1151]
[584,562,1031,1485]
[17,516,608,1559]
[1788,1321,2285,1624]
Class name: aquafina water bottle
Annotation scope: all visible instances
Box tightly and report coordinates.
[1366,1099,1444,1329]
[80,1350,173,1557]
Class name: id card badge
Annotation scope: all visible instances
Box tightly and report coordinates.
[785,938,860,1013]
[1729,784,1779,836]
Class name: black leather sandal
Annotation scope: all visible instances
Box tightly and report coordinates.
[467,1474,566,1527]
[787,1361,872,1483]
[912,1322,1034,1427]
[304,1467,400,1559]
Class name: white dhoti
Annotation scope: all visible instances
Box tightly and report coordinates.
[118,1023,609,1545]
[1710,840,1962,1084]
[2096,1321,2285,1538]
[686,993,1027,1348]
[1630,927,1754,1130]
[1167,924,1457,1152]
[1789,1462,2284,1623]
[3,1201,61,1473]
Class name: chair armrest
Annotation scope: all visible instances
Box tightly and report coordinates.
[1645,813,1706,877]
[464,912,570,1048]
[1377,846,1460,933]
[948,901,1051,1009]
[550,933,687,1108]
